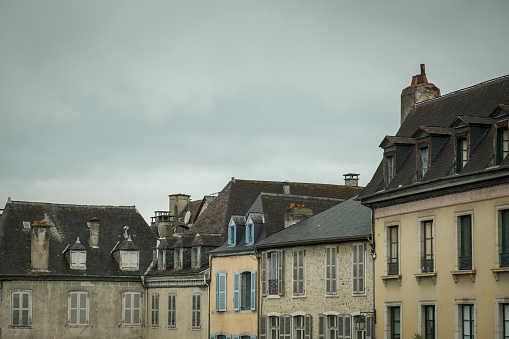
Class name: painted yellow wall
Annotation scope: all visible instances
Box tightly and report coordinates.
[373,184,509,338]
[210,254,258,337]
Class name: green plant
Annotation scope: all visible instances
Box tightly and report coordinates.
[412,333,424,339]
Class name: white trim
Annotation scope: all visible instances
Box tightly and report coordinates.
[323,310,340,316]
[417,300,437,338]
[384,301,402,339]
[454,298,476,339]
[495,297,509,339]
[291,311,306,316]
[267,311,281,317]
[352,242,366,296]
[11,290,32,327]
[325,245,339,296]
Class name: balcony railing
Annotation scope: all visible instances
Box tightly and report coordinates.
[459,256,472,270]
[422,259,434,273]
[269,279,279,295]
[388,262,399,275]
[501,253,509,267]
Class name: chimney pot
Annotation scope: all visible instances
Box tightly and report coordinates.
[343,173,360,187]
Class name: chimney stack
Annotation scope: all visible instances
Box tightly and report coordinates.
[343,173,360,187]
[169,194,191,219]
[89,217,100,248]
[31,220,51,271]
[401,64,440,125]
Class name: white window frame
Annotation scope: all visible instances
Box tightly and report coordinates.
[234,270,256,311]
[246,221,254,244]
[454,299,476,339]
[262,250,283,297]
[69,291,89,326]
[454,211,474,270]
[352,243,366,295]
[325,246,338,296]
[151,292,159,328]
[191,292,202,330]
[384,302,402,339]
[418,300,437,339]
[293,248,306,297]
[174,248,183,269]
[123,292,142,326]
[70,250,86,269]
[228,224,236,246]
[168,292,177,328]
[120,250,139,270]
[11,290,32,327]
[191,246,201,268]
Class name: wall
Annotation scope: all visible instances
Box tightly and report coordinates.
[0,279,144,339]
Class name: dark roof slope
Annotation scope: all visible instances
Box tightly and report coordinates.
[256,196,371,248]
[0,200,156,278]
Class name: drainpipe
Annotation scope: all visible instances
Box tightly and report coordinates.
[255,246,261,338]
[370,209,377,327]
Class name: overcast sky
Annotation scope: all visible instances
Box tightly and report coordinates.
[1,0,508,222]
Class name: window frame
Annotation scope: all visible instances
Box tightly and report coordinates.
[191,292,202,330]
[120,250,139,270]
[151,292,159,328]
[191,246,201,269]
[496,127,508,165]
[384,302,402,339]
[385,153,395,186]
[456,136,468,173]
[496,206,509,268]
[168,292,177,329]
[228,224,236,246]
[246,220,254,244]
[352,242,366,295]
[174,248,183,269]
[418,300,436,339]
[418,146,429,180]
[70,250,87,269]
[233,270,256,311]
[419,218,435,273]
[11,290,32,327]
[262,250,283,297]
[386,224,400,275]
[456,213,474,271]
[454,299,476,339]
[216,271,227,311]
[292,248,306,297]
[325,246,338,296]
[68,291,89,326]
[123,291,142,326]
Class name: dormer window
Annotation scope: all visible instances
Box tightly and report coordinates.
[456,137,468,173]
[174,248,183,269]
[246,221,254,244]
[418,147,429,179]
[120,250,139,270]
[71,250,86,269]
[228,225,236,246]
[497,127,508,165]
[191,246,200,268]
[385,155,395,186]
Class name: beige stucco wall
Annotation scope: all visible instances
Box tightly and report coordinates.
[145,285,208,339]
[0,279,144,339]
[261,242,374,336]
[210,253,258,337]
[373,184,509,338]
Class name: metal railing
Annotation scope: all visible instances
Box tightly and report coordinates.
[388,262,399,275]
[459,256,472,270]
[422,259,434,273]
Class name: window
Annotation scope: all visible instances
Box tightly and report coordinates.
[234,271,256,311]
[423,305,435,339]
[497,127,508,165]
[151,292,159,328]
[11,290,31,327]
[168,293,176,328]
[421,220,434,273]
[389,307,401,339]
[69,291,88,326]
[352,243,365,295]
[191,247,200,268]
[120,250,139,270]
[325,246,338,296]
[216,272,227,311]
[388,226,399,275]
[262,251,283,296]
[462,304,475,339]
[458,215,473,270]
[280,315,291,339]
[191,292,201,329]
[318,314,351,339]
[123,292,141,326]
[419,147,429,179]
[293,314,312,339]
[500,209,509,267]
[385,155,395,185]
[71,250,86,269]
[270,316,280,339]
[293,249,305,296]
[354,315,373,339]
[456,137,468,173]
[246,221,254,244]
[228,225,236,246]
[503,304,509,339]
[174,248,183,269]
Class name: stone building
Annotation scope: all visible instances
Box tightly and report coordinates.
[0,199,156,339]
[256,196,373,339]
[360,68,509,338]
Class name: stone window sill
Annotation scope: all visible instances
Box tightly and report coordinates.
[414,272,437,285]
[381,275,402,287]
[450,269,476,283]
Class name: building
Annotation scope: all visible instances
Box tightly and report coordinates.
[256,196,373,339]
[0,199,156,339]
[359,67,509,338]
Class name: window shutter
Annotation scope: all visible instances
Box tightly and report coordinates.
[278,250,284,296]
[218,272,227,311]
[210,336,216,339]
[260,315,267,339]
[358,244,365,294]
[326,247,331,294]
[251,336,257,339]
[251,271,256,310]
[298,249,305,295]
[285,315,291,339]
[261,252,267,296]
[331,247,337,294]
[279,315,284,338]
[344,315,351,339]
[304,314,312,339]
[293,249,298,294]
[366,315,372,339]
[124,293,131,325]
[216,273,219,310]
[227,335,232,339]
[234,335,240,339]
[318,314,325,339]
[338,315,344,339]
[233,272,240,311]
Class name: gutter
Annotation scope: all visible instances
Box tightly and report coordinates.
[255,235,370,250]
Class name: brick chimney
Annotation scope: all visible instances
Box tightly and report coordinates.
[343,173,360,187]
[401,64,440,124]
[89,217,100,248]
[31,220,51,271]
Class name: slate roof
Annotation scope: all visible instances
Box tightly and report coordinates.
[360,74,509,199]
[256,196,371,248]
[0,200,156,278]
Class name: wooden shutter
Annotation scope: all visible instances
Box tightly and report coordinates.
[298,249,305,295]
[293,250,298,295]
[260,315,267,339]
[284,315,291,339]
[250,271,256,310]
[233,272,240,311]
[344,315,351,339]
[278,250,284,296]
[261,252,267,296]
[366,315,373,339]
[304,314,312,339]
[358,244,365,294]
[338,315,344,339]
[318,314,325,339]
[217,272,227,311]
[326,247,331,294]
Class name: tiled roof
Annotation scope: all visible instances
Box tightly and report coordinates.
[360,74,509,199]
[256,196,371,248]
[0,200,156,278]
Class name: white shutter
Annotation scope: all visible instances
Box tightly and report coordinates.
[304,314,312,339]
[233,272,240,311]
[278,250,284,296]
[344,315,351,339]
[250,271,256,310]
[318,314,325,339]
[218,272,227,311]
[261,252,267,296]
[260,315,267,339]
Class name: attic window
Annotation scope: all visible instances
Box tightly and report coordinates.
[246,221,254,244]
[120,250,139,270]
[174,248,183,269]
[385,155,395,186]
[456,137,468,173]
[497,127,508,165]
[23,221,31,229]
[228,225,236,246]
[191,247,200,268]
[418,147,429,180]
[70,250,86,269]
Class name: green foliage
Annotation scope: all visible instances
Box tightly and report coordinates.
[412,333,424,339]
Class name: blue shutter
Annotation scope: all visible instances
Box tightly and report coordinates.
[210,335,215,339]
[233,272,240,311]
[215,273,219,311]
[250,270,256,310]
[227,335,232,339]
[234,336,240,339]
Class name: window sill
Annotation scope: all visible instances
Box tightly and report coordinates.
[381,275,402,287]
[352,292,367,297]
[267,295,280,299]
[167,326,177,330]
[292,294,306,298]
[491,267,509,281]
[9,325,32,329]
[191,327,202,331]
[450,269,476,283]
[414,272,437,285]
[325,293,339,298]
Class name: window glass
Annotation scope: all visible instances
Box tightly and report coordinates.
[168,293,176,328]
[11,291,31,327]
[419,147,429,179]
